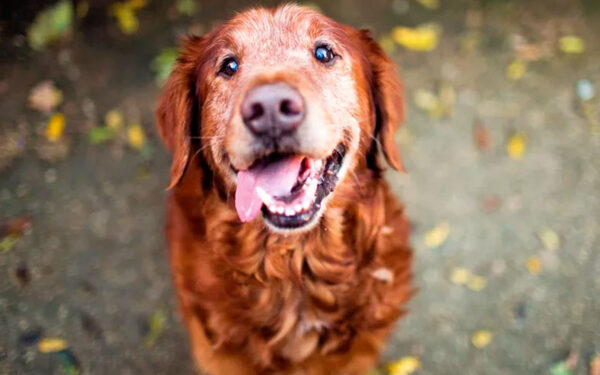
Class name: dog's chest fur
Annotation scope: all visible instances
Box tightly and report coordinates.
[168,179,412,371]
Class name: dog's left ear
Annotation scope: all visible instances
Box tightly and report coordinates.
[156,35,205,189]
[358,30,405,172]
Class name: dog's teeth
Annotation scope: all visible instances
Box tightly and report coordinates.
[276,206,284,214]
[256,187,272,205]
[285,208,295,216]
[268,204,278,213]
[302,199,311,210]
[294,204,302,212]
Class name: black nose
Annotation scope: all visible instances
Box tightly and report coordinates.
[241,83,305,138]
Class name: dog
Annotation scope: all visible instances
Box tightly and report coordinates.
[156,4,413,374]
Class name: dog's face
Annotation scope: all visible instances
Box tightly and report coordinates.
[157,5,404,233]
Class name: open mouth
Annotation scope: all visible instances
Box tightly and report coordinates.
[234,144,346,230]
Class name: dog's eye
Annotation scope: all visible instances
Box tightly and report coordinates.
[219,57,239,77]
[314,45,336,65]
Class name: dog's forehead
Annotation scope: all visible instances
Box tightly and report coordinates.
[225,6,340,62]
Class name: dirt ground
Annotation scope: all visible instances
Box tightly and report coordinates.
[1,0,599,374]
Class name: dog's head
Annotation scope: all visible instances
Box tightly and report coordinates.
[157,5,404,233]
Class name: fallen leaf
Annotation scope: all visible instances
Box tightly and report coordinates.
[550,353,577,375]
[27,0,73,50]
[559,36,585,54]
[38,338,68,353]
[538,228,560,251]
[109,2,140,34]
[105,110,124,130]
[392,24,439,51]
[506,132,526,160]
[471,330,493,348]
[127,124,146,150]
[145,310,166,347]
[46,113,66,142]
[481,194,501,213]
[0,216,32,238]
[379,35,397,55]
[176,0,198,16]
[550,363,574,375]
[57,349,81,375]
[416,0,439,10]
[473,118,491,150]
[152,48,178,85]
[371,268,394,283]
[424,222,449,249]
[387,356,421,375]
[526,256,542,275]
[29,81,63,112]
[414,89,439,111]
[0,236,18,253]
[450,268,471,285]
[413,83,454,119]
[466,275,487,291]
[87,127,115,144]
[506,59,527,81]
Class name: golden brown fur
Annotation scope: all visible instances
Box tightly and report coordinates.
[157,5,413,375]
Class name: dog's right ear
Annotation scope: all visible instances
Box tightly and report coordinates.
[156,35,205,189]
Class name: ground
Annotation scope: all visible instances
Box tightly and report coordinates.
[1,0,599,374]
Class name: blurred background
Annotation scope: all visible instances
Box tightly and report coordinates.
[1,0,599,374]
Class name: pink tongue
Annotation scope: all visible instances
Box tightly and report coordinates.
[235,155,304,222]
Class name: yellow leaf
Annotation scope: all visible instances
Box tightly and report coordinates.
[38,338,68,353]
[450,268,471,285]
[466,275,487,291]
[424,222,449,249]
[538,228,560,251]
[387,356,421,375]
[128,124,146,150]
[506,60,526,81]
[392,24,439,51]
[559,36,585,54]
[110,3,139,34]
[527,256,542,275]
[46,113,65,142]
[145,309,166,347]
[105,110,124,130]
[416,0,439,10]
[471,330,493,348]
[414,89,439,111]
[506,133,526,160]
[379,35,396,55]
